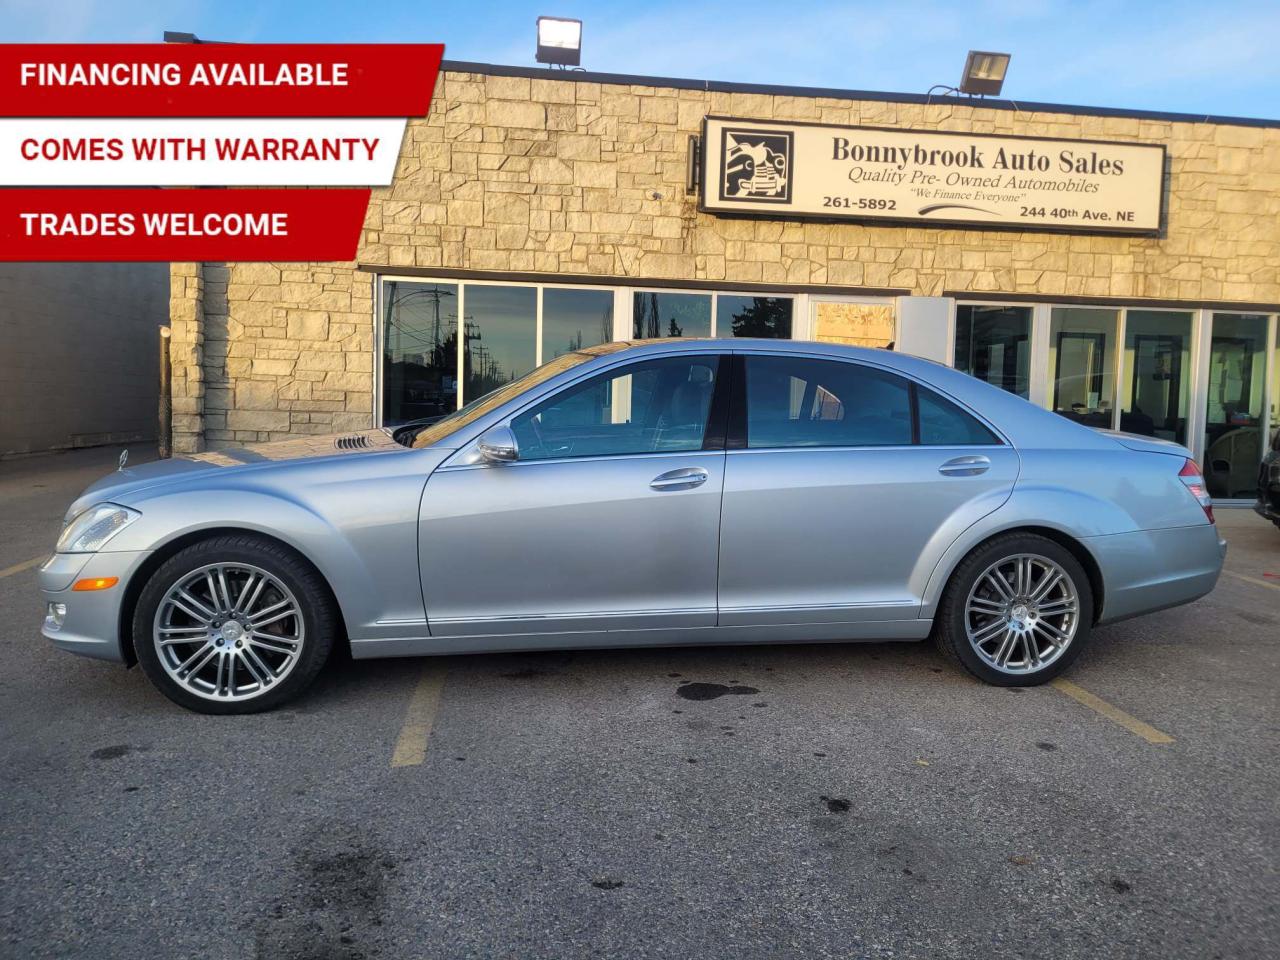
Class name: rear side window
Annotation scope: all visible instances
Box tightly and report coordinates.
[744,356,913,448]
[917,387,1000,445]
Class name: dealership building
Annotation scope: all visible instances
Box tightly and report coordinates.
[167,60,1279,499]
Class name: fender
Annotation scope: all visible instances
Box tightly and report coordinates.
[103,476,429,642]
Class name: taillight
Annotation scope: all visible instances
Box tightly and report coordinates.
[1179,458,1214,524]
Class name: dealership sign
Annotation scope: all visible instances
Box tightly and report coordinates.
[700,116,1165,234]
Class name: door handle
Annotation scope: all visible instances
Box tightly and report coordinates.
[650,467,709,491]
[938,455,991,477]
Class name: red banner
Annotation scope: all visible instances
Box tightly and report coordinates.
[0,44,443,117]
[0,188,371,261]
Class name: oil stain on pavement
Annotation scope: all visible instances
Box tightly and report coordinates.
[255,820,397,960]
[675,682,760,701]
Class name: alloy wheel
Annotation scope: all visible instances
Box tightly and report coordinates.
[964,553,1080,674]
[152,562,305,702]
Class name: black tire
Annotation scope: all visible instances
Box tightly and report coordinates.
[133,534,338,714]
[933,532,1094,687]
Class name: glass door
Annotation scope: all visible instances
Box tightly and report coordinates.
[1203,313,1269,499]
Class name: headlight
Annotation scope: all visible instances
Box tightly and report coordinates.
[56,504,140,553]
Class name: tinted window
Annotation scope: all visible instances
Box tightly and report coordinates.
[511,356,719,461]
[745,356,912,448]
[917,388,1000,445]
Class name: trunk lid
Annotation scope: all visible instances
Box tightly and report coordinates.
[1093,428,1191,459]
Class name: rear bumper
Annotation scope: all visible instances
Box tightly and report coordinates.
[38,550,150,663]
[1086,523,1225,625]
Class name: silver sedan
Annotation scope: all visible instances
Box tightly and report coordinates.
[39,339,1226,713]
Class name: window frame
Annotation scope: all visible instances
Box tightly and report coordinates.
[731,352,1004,451]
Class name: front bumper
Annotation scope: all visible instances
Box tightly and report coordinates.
[1087,523,1226,624]
[39,550,151,663]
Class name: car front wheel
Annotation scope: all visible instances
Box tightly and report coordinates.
[934,533,1094,686]
[133,534,337,714]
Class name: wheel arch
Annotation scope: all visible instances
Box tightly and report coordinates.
[924,523,1105,626]
[117,527,347,668]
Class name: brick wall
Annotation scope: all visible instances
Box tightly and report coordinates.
[171,69,1280,450]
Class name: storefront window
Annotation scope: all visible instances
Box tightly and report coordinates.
[633,291,711,339]
[1048,308,1118,428]
[382,280,460,425]
[1120,310,1192,446]
[954,305,1031,398]
[716,296,793,338]
[812,299,894,348]
[1203,313,1269,498]
[542,288,613,361]
[464,285,538,404]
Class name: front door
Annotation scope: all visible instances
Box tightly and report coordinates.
[718,353,1019,626]
[419,353,728,637]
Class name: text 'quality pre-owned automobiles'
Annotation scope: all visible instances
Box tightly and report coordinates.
[39,339,1227,713]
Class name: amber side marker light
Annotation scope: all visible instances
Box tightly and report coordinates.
[72,577,119,592]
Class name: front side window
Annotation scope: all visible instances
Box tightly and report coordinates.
[744,356,912,448]
[511,355,720,461]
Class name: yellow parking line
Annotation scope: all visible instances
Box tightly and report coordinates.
[0,556,45,580]
[1051,678,1175,745]
[1223,570,1280,592]
[390,665,446,768]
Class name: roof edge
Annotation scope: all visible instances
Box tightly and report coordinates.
[439,59,1280,130]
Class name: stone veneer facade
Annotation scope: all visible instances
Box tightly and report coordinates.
[169,67,1280,452]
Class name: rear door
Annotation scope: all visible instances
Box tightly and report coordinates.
[717,353,1018,626]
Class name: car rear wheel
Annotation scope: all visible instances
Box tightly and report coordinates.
[133,535,337,714]
[934,533,1094,686]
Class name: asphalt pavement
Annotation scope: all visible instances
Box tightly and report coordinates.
[1,445,1276,960]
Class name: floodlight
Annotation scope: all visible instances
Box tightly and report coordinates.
[959,51,1010,96]
[536,16,582,67]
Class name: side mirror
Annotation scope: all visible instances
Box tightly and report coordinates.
[477,425,519,463]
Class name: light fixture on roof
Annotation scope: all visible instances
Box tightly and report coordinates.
[536,16,582,68]
[959,50,1011,96]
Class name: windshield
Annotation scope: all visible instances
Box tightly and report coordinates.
[408,344,632,448]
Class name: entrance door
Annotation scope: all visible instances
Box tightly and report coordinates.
[418,353,728,637]
[718,353,1018,625]
[1203,313,1269,499]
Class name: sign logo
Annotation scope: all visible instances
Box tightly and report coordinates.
[720,128,792,203]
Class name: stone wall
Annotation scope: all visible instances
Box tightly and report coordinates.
[173,68,1280,448]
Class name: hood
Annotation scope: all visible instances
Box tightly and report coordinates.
[67,429,403,521]
[1094,428,1191,459]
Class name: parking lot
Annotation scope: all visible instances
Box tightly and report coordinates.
[1,445,1276,960]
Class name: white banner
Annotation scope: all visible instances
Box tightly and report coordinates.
[701,116,1165,234]
[0,117,406,186]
